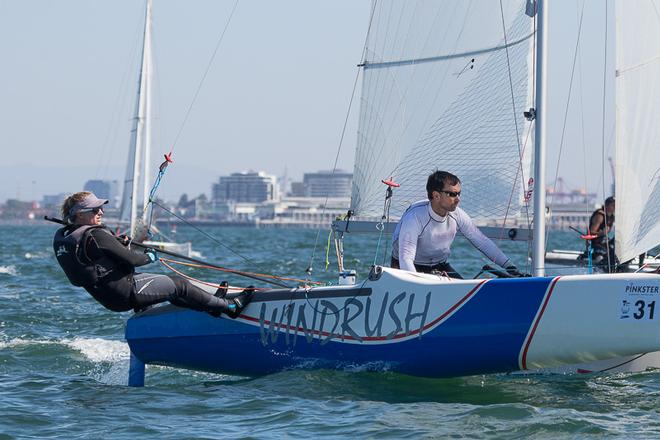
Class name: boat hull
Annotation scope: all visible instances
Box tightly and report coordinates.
[125,268,660,378]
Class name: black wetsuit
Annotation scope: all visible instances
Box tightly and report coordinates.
[55,225,236,314]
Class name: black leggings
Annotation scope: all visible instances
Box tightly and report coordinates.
[131,273,234,313]
[390,257,464,279]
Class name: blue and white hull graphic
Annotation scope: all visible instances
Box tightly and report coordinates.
[125,268,660,380]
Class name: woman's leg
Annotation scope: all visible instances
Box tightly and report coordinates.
[132,273,252,316]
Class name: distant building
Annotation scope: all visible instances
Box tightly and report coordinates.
[42,193,67,210]
[212,171,278,204]
[299,170,353,198]
[83,180,119,208]
[289,181,305,197]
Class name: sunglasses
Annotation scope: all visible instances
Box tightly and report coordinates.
[439,190,461,198]
[80,207,104,214]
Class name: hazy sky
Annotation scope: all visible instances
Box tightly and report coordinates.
[0,0,615,203]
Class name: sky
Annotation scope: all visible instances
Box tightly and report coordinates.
[0,0,615,203]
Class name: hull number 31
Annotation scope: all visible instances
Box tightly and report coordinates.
[620,283,660,321]
[621,295,658,321]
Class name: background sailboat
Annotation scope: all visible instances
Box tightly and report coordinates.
[118,0,194,257]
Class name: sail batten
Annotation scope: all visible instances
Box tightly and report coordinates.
[363,32,535,70]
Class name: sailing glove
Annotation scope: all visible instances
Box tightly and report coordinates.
[144,248,158,263]
[505,264,524,277]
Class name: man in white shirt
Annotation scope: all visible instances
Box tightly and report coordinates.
[391,170,522,279]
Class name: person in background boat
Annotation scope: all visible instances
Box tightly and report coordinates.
[390,171,523,279]
[52,191,253,318]
[584,196,617,270]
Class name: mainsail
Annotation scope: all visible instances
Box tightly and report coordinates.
[615,0,660,262]
[351,1,536,221]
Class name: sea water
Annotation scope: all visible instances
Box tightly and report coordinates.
[1,224,660,439]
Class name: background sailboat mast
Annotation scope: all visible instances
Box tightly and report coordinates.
[129,0,152,236]
[532,0,548,276]
[141,0,153,226]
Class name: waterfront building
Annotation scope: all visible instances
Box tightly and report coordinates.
[302,170,352,198]
[212,171,278,204]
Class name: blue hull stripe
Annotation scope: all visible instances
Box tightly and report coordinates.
[126,277,555,378]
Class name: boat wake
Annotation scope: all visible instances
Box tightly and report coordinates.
[63,337,129,363]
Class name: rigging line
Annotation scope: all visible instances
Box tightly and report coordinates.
[578,1,589,220]
[150,199,254,264]
[601,0,612,271]
[306,0,378,276]
[160,259,269,290]
[160,257,321,285]
[169,0,240,152]
[546,1,586,247]
[497,0,525,236]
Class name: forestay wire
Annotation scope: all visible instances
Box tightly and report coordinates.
[496,0,539,262]
[139,1,242,248]
[305,0,379,281]
[169,0,240,153]
[546,1,586,249]
[141,0,239,221]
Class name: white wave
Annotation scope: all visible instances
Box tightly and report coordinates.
[24,250,52,260]
[0,265,17,276]
[0,337,62,349]
[63,337,130,363]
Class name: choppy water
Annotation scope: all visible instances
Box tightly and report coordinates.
[2,224,660,439]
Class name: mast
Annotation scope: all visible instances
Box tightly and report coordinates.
[129,0,152,236]
[141,0,153,226]
[532,0,548,276]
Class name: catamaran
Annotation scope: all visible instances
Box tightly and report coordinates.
[124,0,660,386]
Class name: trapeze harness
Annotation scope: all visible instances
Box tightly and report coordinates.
[391,201,510,278]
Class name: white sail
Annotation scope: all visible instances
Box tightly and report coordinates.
[615,0,660,263]
[351,0,536,221]
[119,0,153,237]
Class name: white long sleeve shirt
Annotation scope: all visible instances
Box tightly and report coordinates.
[391,200,511,272]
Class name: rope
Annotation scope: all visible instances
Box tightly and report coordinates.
[138,1,240,240]
[160,259,269,291]
[496,0,535,273]
[324,229,333,271]
[150,199,254,264]
[160,257,323,286]
[169,0,240,153]
[373,184,394,266]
